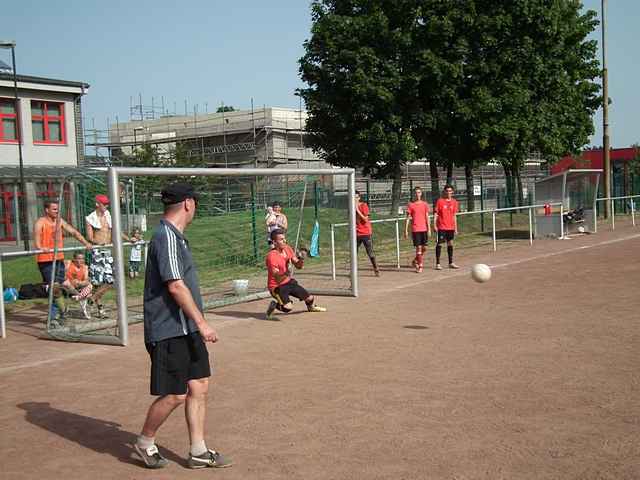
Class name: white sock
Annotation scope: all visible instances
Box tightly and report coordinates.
[137,435,155,450]
[190,439,207,456]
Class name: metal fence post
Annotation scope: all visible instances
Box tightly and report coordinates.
[480,176,485,232]
[528,207,533,245]
[12,183,21,246]
[330,224,336,281]
[611,199,615,230]
[631,199,636,227]
[395,219,401,269]
[560,204,564,239]
[492,211,497,252]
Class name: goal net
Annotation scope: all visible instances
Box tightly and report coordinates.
[88,167,357,346]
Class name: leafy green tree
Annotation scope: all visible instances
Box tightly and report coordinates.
[299,0,423,214]
[412,0,600,209]
[216,105,235,113]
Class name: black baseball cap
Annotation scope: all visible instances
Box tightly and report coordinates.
[160,182,199,205]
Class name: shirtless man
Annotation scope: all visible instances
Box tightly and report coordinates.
[85,194,129,317]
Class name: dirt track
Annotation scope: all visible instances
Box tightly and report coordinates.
[1,225,639,479]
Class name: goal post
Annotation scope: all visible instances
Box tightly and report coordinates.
[108,166,358,346]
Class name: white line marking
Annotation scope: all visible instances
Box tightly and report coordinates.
[0,348,108,375]
[393,233,640,290]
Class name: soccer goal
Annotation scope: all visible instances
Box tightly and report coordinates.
[99,166,358,346]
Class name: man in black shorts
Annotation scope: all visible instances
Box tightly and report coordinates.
[403,187,431,273]
[433,184,460,270]
[355,190,380,276]
[135,182,232,470]
[264,229,326,320]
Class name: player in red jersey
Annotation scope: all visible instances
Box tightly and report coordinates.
[355,190,380,276]
[264,229,327,320]
[403,187,430,273]
[433,184,460,270]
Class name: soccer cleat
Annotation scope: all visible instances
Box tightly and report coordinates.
[449,263,460,269]
[97,304,107,318]
[134,444,169,469]
[187,449,232,469]
[307,305,327,313]
[435,264,443,270]
[374,269,381,277]
[265,301,278,320]
[418,266,424,273]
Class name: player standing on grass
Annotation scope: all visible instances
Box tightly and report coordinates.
[265,229,326,320]
[404,187,431,273]
[135,182,232,470]
[433,184,460,270]
[355,190,380,276]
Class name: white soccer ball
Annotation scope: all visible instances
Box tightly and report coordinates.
[577,226,585,233]
[471,263,492,283]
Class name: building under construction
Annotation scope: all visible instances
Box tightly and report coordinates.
[86,106,325,169]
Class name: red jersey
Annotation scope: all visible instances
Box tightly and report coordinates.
[407,201,429,232]
[435,198,459,230]
[266,245,295,290]
[355,202,372,236]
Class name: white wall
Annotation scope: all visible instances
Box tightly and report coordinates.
[0,87,79,167]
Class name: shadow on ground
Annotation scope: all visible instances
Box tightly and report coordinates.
[17,402,184,467]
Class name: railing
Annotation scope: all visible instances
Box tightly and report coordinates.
[594,195,639,231]
[0,241,147,339]
[330,203,564,280]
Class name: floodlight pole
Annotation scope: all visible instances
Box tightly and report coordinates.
[602,0,611,218]
[1,41,29,250]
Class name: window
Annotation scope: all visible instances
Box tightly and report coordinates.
[0,98,19,143]
[31,100,65,144]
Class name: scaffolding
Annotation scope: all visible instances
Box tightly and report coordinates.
[84,101,319,170]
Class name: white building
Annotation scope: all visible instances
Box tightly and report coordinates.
[0,71,89,244]
[0,72,89,167]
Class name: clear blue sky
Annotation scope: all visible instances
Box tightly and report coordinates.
[2,0,638,148]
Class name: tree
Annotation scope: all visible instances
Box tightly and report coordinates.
[216,105,235,113]
[299,0,423,214]
[487,1,600,207]
[413,0,600,210]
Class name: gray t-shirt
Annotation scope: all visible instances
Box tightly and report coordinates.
[143,219,202,343]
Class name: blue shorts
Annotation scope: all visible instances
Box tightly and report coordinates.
[38,261,66,284]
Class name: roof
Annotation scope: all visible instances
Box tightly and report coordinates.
[0,72,90,90]
[535,169,602,185]
[551,147,638,174]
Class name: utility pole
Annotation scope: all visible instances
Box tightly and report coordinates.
[602,0,611,217]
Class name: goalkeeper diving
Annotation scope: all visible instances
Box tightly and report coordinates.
[264,229,327,320]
